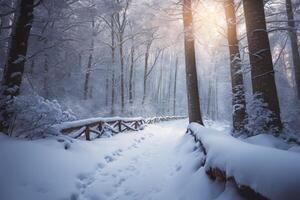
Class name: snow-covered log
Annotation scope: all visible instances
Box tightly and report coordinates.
[187,123,300,200]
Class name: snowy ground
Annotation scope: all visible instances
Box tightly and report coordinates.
[0,119,242,200]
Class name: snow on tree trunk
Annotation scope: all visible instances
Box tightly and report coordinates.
[242,0,282,132]
[182,0,203,125]
[0,0,34,134]
[224,0,247,133]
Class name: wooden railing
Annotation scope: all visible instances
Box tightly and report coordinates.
[145,116,186,124]
[59,116,186,141]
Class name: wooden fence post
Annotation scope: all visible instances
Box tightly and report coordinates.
[118,120,122,132]
[98,122,103,132]
[85,126,91,141]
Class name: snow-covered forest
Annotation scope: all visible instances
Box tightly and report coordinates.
[0,0,300,199]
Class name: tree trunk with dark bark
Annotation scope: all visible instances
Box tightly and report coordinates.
[0,0,34,133]
[224,0,247,133]
[286,0,300,99]
[243,0,282,132]
[182,0,203,125]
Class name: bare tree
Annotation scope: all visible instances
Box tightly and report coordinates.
[111,15,116,114]
[142,37,162,105]
[115,0,130,113]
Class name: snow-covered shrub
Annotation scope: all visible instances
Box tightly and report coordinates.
[245,93,278,136]
[7,94,76,139]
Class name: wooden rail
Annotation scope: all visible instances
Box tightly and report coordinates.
[59,116,186,141]
[145,116,186,124]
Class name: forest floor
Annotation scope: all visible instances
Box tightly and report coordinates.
[0,119,244,200]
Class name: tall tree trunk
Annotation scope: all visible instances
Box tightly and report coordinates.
[286,0,300,99]
[142,42,151,105]
[84,20,94,100]
[119,33,125,113]
[243,0,282,131]
[224,0,247,132]
[156,52,164,103]
[0,0,34,133]
[214,65,219,120]
[167,60,173,114]
[43,53,49,99]
[182,0,203,125]
[156,56,163,114]
[207,79,212,117]
[173,57,178,116]
[0,15,10,68]
[111,16,116,115]
[129,41,134,104]
[105,65,109,107]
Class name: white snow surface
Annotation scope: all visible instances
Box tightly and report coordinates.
[189,123,300,200]
[0,120,243,200]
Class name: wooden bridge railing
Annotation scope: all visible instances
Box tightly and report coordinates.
[145,116,186,124]
[59,116,186,141]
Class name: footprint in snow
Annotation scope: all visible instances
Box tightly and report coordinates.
[77,173,90,181]
[105,155,116,163]
[176,164,182,171]
[97,162,105,169]
[114,177,126,188]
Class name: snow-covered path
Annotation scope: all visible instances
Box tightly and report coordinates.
[75,120,188,200]
[0,119,241,200]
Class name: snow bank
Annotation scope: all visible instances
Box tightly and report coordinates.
[156,133,244,200]
[244,134,291,150]
[188,123,300,200]
[0,128,147,200]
